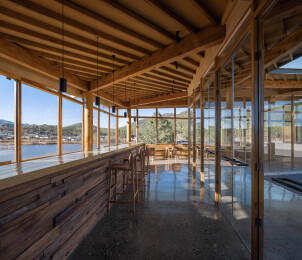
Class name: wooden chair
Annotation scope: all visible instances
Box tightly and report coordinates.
[136,147,146,192]
[107,152,139,213]
[145,146,151,176]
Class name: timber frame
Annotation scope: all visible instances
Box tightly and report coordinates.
[0,0,302,259]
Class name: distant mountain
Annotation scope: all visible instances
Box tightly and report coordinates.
[0,119,14,125]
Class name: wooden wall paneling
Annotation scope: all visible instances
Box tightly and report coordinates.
[200,79,205,184]
[127,107,131,143]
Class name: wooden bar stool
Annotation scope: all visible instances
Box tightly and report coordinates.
[107,152,139,213]
[136,147,146,192]
[145,146,151,176]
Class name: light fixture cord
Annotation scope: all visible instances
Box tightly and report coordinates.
[61,0,64,78]
[96,37,99,98]
[113,56,115,104]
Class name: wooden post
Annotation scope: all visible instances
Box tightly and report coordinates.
[193,89,196,166]
[214,58,221,206]
[116,109,119,145]
[58,92,63,156]
[251,9,264,260]
[188,96,191,165]
[200,79,205,184]
[84,91,93,151]
[108,107,110,146]
[14,80,22,162]
[291,95,295,169]
[97,105,100,149]
[156,107,158,144]
[174,107,176,145]
[244,97,247,162]
[136,108,139,143]
[226,81,233,158]
[268,97,271,164]
[82,97,85,151]
[127,107,131,143]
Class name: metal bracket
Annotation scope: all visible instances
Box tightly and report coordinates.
[255,50,263,61]
[256,217,263,228]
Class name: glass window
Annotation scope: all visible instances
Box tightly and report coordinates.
[22,84,58,160]
[139,108,156,117]
[110,114,116,145]
[176,119,188,144]
[158,108,174,117]
[93,109,98,148]
[62,98,82,153]
[118,117,127,144]
[158,117,174,144]
[138,118,156,144]
[0,75,15,163]
[176,107,188,118]
[100,111,108,146]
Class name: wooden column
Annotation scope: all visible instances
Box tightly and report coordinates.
[268,97,271,164]
[136,108,139,143]
[116,109,119,145]
[187,96,191,165]
[156,107,158,144]
[127,107,131,143]
[97,105,100,149]
[291,95,295,169]
[214,59,221,206]
[108,107,110,146]
[174,107,176,145]
[58,92,63,156]
[200,79,205,184]
[226,80,233,158]
[193,89,196,166]
[14,80,22,162]
[82,97,85,151]
[84,91,93,151]
[251,10,264,260]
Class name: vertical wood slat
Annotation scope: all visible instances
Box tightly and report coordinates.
[193,89,196,166]
[108,107,110,146]
[14,80,22,162]
[200,78,205,183]
[291,95,295,169]
[136,108,139,143]
[156,107,158,144]
[84,91,93,151]
[214,58,221,206]
[58,92,63,156]
[187,96,191,166]
[174,107,176,145]
[268,96,271,164]
[116,109,119,145]
[251,7,264,259]
[127,107,131,143]
[97,105,100,149]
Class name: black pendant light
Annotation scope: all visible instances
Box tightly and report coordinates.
[59,0,67,92]
[111,55,116,113]
[95,37,100,106]
[124,81,127,118]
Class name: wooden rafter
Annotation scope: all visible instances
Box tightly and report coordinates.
[130,91,187,106]
[9,0,152,55]
[91,24,226,91]
[0,37,88,91]
[99,0,175,41]
[146,0,198,33]
[191,0,218,25]
[54,0,164,49]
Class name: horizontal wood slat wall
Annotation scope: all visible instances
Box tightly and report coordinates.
[0,144,143,260]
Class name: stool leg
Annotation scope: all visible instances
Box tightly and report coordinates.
[114,169,117,202]
[107,168,112,212]
[132,167,135,213]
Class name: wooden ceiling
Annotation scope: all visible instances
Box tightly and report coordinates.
[0,0,227,106]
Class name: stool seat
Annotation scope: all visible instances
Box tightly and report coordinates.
[111,163,130,170]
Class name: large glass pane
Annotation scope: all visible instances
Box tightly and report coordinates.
[176,107,188,118]
[110,114,116,145]
[62,98,82,153]
[138,118,156,144]
[139,108,156,117]
[100,111,108,146]
[118,117,127,144]
[158,117,174,144]
[22,84,58,160]
[93,109,98,148]
[158,108,174,117]
[0,76,14,163]
[176,119,188,144]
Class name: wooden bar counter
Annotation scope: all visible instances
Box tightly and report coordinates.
[0,143,144,260]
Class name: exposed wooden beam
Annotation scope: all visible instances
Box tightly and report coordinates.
[191,0,218,25]
[91,24,225,91]
[130,91,187,106]
[99,0,175,41]
[9,0,152,55]
[265,0,302,25]
[183,57,200,67]
[149,70,191,84]
[135,75,186,90]
[99,90,125,107]
[146,0,198,33]
[142,73,188,87]
[160,66,193,80]
[265,80,302,88]
[0,21,132,65]
[53,0,163,49]
[0,7,140,61]
[0,38,88,91]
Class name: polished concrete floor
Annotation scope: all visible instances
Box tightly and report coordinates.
[69,160,250,260]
